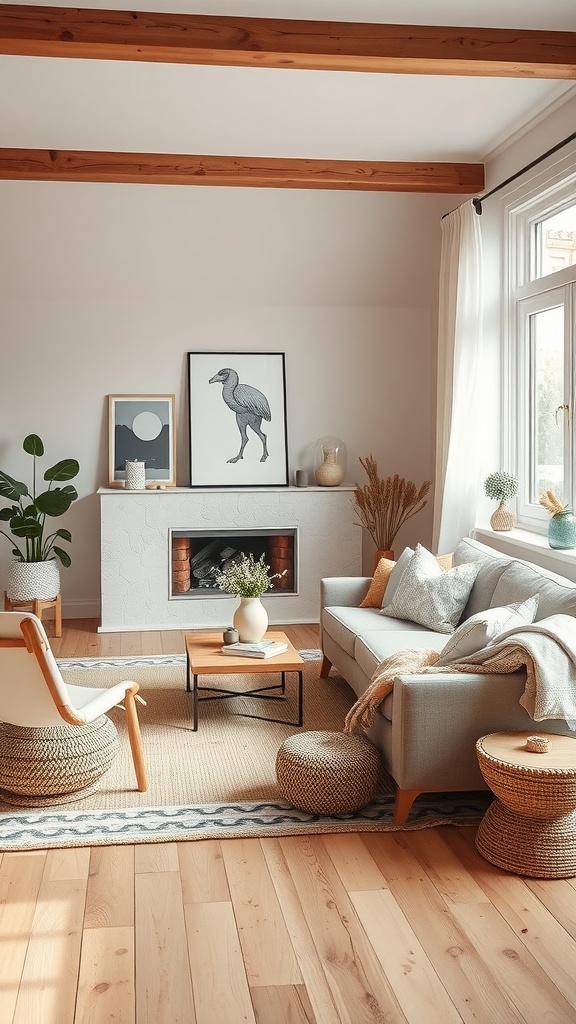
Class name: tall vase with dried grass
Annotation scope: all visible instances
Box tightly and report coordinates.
[352,456,432,566]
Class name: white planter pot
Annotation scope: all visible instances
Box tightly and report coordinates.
[6,560,60,602]
[232,596,268,643]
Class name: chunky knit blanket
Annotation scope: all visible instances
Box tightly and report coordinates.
[344,614,576,735]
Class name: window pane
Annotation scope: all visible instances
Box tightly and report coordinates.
[530,305,565,504]
[533,203,576,279]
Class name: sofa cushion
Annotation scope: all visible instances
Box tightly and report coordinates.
[381,544,479,633]
[322,606,432,657]
[453,537,512,619]
[359,557,396,608]
[489,560,576,620]
[355,629,447,681]
[381,547,413,608]
[434,595,539,665]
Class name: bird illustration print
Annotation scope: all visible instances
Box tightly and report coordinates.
[209,367,271,463]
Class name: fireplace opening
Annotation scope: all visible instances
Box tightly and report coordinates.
[171,528,297,597]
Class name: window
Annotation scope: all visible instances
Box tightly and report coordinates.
[507,163,576,531]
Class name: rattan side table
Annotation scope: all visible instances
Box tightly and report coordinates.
[475,731,576,879]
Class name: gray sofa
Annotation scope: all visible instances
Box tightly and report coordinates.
[320,536,576,823]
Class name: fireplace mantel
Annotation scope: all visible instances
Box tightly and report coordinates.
[99,486,361,631]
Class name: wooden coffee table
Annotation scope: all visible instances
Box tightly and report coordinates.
[184,631,304,731]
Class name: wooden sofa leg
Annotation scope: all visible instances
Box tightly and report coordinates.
[393,788,423,825]
[320,655,332,678]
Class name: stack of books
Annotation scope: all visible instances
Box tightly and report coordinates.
[221,639,289,659]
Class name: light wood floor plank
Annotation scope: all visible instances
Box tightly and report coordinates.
[401,829,489,904]
[442,826,576,1006]
[0,851,47,1024]
[363,833,521,1024]
[221,837,302,987]
[523,877,576,941]
[178,840,230,905]
[251,984,316,1024]
[45,846,91,882]
[451,901,576,1024]
[85,845,135,928]
[135,870,196,1024]
[351,888,462,1024]
[322,833,389,892]
[185,901,256,1024]
[261,838,342,1024]
[74,925,134,1024]
[13,856,89,1024]
[120,631,144,657]
[278,835,406,1024]
[134,842,179,874]
[141,631,163,655]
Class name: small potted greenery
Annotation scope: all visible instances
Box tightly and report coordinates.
[214,552,285,642]
[483,471,518,531]
[0,434,80,601]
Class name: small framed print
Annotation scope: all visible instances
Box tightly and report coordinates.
[108,394,176,487]
[188,352,288,487]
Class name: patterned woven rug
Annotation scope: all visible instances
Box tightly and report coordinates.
[0,653,491,850]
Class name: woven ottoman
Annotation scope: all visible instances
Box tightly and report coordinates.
[0,715,119,807]
[275,730,381,815]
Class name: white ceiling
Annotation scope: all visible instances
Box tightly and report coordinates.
[1,0,576,165]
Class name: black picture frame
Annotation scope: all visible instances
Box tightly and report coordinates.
[188,352,288,487]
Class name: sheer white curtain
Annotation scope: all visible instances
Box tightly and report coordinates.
[432,201,484,554]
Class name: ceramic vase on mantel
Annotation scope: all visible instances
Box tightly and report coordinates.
[6,559,60,602]
[233,596,269,643]
[490,501,515,532]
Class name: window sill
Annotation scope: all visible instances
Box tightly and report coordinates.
[473,525,576,583]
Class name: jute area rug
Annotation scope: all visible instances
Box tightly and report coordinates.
[0,652,490,850]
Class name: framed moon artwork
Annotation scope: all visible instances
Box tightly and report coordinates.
[187,352,288,487]
[108,394,177,487]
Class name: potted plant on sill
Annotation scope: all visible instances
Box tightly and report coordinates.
[483,471,518,532]
[0,434,80,602]
[352,455,432,567]
[214,552,285,642]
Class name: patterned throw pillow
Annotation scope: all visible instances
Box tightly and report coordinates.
[359,557,396,608]
[360,550,454,609]
[434,595,540,665]
[381,544,479,633]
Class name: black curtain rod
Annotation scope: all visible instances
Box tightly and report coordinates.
[442,129,576,220]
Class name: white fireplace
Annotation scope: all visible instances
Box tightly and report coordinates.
[99,486,361,631]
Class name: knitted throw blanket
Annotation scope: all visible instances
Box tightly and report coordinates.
[344,648,441,734]
[344,614,576,736]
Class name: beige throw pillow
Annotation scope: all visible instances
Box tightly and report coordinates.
[381,544,479,633]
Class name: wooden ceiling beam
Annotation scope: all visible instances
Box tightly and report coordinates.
[0,149,485,193]
[0,5,574,79]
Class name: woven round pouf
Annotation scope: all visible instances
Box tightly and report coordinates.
[0,715,119,806]
[275,730,381,815]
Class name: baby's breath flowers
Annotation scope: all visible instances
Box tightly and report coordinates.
[215,552,285,598]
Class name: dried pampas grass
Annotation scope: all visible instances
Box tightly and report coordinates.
[353,455,431,551]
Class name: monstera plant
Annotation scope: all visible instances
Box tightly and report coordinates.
[0,434,79,601]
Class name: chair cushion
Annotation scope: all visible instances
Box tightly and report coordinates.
[322,606,428,657]
[489,560,576,620]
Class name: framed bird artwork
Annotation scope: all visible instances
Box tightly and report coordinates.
[187,352,289,487]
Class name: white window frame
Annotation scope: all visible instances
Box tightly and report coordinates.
[504,151,576,534]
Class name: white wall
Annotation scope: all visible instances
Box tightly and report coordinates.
[0,180,461,616]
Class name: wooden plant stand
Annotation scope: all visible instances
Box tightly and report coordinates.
[4,592,62,637]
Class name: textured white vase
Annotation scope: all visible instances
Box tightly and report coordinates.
[6,560,60,602]
[233,596,268,643]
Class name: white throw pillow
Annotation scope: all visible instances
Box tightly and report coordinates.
[434,595,540,665]
[381,543,479,633]
[381,547,413,608]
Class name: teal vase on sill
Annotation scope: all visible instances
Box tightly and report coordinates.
[548,509,576,550]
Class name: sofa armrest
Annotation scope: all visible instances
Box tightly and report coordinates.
[389,670,531,791]
[321,576,371,609]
